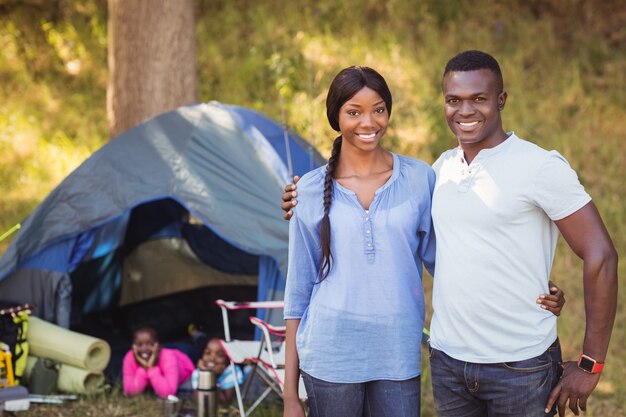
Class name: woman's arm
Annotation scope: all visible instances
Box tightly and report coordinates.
[282,177,318,417]
[283,319,305,417]
[147,348,181,398]
[536,281,566,316]
[122,350,149,396]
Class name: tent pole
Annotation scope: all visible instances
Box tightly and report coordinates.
[0,223,21,243]
[279,94,294,178]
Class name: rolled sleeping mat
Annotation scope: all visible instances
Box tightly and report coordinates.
[24,356,105,394]
[27,316,110,372]
[57,363,105,394]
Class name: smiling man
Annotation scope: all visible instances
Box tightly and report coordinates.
[428,50,618,417]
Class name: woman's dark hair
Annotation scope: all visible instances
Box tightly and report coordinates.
[319,66,392,280]
[132,325,160,343]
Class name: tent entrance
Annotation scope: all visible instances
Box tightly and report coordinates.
[66,198,265,378]
[120,237,258,306]
[69,198,261,317]
[72,284,260,381]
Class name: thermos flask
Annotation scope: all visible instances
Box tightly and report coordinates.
[163,394,181,417]
[197,370,217,417]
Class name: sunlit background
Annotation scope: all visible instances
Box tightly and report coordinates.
[1,1,624,415]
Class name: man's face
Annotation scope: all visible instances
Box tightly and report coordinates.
[443,69,507,151]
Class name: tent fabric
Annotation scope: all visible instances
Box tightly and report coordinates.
[118,238,258,305]
[0,269,72,326]
[0,102,324,327]
[182,223,258,275]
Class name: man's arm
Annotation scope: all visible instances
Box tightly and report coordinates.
[545,202,618,416]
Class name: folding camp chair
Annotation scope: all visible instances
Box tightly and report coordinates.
[248,316,307,401]
[215,299,306,416]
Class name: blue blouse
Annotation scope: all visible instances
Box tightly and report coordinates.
[284,153,436,383]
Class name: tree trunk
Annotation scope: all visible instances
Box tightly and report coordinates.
[107,0,198,138]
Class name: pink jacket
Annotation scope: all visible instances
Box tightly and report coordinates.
[122,347,194,398]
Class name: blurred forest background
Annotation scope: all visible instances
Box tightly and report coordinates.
[1,0,624,415]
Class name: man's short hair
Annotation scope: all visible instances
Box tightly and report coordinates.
[443,50,504,93]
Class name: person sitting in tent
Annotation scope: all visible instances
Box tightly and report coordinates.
[190,337,248,404]
[122,325,194,398]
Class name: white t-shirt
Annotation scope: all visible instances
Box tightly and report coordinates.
[430,133,591,363]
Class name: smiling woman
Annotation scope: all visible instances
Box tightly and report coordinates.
[337,86,389,153]
[334,86,393,210]
[282,66,436,417]
[122,325,194,399]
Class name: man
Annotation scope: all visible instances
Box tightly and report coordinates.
[282,50,617,416]
[427,50,617,417]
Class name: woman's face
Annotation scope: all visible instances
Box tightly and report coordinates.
[133,330,158,360]
[338,86,389,153]
[199,339,228,375]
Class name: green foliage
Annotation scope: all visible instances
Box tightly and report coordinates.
[1,0,625,413]
[0,0,107,250]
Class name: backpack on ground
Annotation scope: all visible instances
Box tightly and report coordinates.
[0,302,33,385]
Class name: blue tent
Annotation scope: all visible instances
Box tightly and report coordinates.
[0,102,324,330]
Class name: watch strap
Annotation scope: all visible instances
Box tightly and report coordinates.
[578,353,604,373]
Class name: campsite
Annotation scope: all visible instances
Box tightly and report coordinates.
[0,102,323,414]
[1,1,625,416]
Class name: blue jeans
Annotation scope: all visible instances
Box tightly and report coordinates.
[301,371,421,417]
[429,339,563,417]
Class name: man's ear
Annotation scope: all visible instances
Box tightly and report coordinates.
[498,91,508,111]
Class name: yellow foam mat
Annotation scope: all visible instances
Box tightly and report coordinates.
[24,356,105,394]
[28,317,110,372]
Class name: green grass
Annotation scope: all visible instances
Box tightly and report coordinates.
[18,388,283,417]
[1,0,625,414]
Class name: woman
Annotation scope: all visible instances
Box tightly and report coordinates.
[122,325,194,398]
[283,66,434,417]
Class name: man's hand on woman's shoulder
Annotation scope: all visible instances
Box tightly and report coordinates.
[282,176,300,220]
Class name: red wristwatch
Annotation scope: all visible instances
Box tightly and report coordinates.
[577,354,604,373]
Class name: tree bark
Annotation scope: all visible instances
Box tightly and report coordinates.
[107,0,198,138]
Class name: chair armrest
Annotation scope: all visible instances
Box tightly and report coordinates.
[249,316,286,337]
[215,300,284,310]
[215,299,284,341]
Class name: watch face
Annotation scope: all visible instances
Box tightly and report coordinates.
[579,356,595,371]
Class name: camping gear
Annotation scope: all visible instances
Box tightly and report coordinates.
[23,317,108,394]
[28,316,110,372]
[0,385,29,412]
[0,302,32,384]
[24,356,105,394]
[216,299,306,416]
[163,394,182,417]
[28,394,77,404]
[0,343,14,387]
[56,364,105,394]
[196,370,217,417]
[25,357,59,395]
[0,102,324,333]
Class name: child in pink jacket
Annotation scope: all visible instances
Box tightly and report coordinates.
[123,325,194,398]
